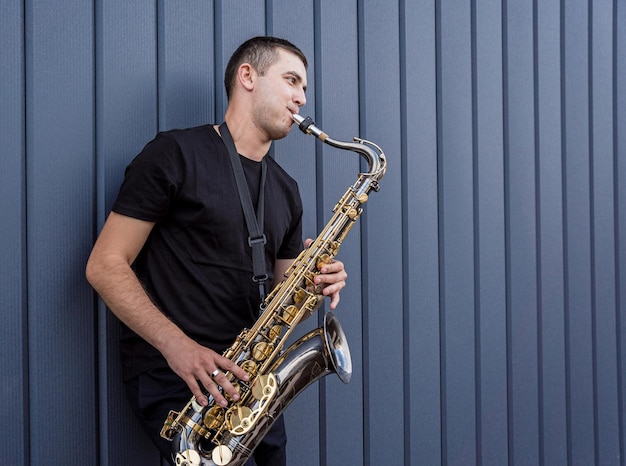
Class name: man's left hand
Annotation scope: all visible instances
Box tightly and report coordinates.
[305,238,347,310]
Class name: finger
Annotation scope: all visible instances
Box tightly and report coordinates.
[321,280,345,297]
[316,270,347,286]
[186,378,209,407]
[320,260,344,274]
[200,373,229,408]
[210,369,242,403]
[328,292,341,310]
[218,356,250,383]
[212,357,253,403]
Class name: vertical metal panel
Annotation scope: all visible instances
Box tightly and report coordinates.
[536,1,568,464]
[617,1,626,461]
[269,0,317,241]
[214,0,266,117]
[503,0,540,464]
[563,1,595,463]
[590,1,620,464]
[158,1,215,131]
[437,1,477,464]
[311,3,364,466]
[359,0,404,465]
[0,1,27,464]
[95,1,159,464]
[473,1,508,464]
[25,0,97,464]
[402,0,442,463]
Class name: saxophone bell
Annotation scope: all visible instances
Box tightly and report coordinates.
[166,312,351,466]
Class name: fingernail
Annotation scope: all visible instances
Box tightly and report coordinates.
[220,399,228,407]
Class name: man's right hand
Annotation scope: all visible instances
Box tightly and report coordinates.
[162,339,250,407]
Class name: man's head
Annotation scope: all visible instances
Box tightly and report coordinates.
[224,36,308,100]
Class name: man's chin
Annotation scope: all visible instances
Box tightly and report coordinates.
[271,124,292,141]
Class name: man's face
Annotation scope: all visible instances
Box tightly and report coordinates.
[251,49,308,141]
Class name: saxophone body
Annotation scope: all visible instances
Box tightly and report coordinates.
[160,115,386,466]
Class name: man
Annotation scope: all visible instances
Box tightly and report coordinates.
[85,36,347,465]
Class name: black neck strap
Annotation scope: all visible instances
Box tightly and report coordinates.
[219,122,268,302]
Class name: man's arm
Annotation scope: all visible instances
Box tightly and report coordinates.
[85,211,248,407]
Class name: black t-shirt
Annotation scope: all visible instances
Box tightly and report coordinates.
[112,124,304,380]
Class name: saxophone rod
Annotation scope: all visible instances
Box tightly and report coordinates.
[291,113,386,179]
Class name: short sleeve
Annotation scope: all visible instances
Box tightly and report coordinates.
[112,133,185,222]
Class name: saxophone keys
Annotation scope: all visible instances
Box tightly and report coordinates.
[175,449,202,466]
[211,444,233,466]
[240,359,258,377]
[269,324,282,340]
[293,288,307,303]
[228,405,253,429]
[252,341,273,361]
[357,192,369,204]
[160,410,179,440]
[252,374,277,400]
[224,381,241,402]
[203,405,225,430]
[316,253,332,270]
[252,375,267,400]
[281,305,298,324]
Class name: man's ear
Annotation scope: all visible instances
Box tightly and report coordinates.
[237,63,256,92]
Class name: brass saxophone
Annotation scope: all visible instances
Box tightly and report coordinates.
[160,114,386,466]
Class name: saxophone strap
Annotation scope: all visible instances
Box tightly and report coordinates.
[219,122,268,302]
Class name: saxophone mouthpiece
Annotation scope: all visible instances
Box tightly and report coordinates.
[291,114,328,142]
[291,113,305,125]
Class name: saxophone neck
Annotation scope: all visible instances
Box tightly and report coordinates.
[291,114,387,183]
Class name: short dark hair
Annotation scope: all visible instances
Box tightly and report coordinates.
[224,36,308,100]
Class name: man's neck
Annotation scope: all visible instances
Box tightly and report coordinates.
[221,111,271,162]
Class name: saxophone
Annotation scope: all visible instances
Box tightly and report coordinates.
[160,114,386,466]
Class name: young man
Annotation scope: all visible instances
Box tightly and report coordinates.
[86,36,347,465]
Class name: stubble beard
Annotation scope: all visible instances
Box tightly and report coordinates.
[253,106,292,142]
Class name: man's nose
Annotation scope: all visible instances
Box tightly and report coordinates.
[295,88,306,107]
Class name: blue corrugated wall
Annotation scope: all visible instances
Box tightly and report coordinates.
[1,1,625,465]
